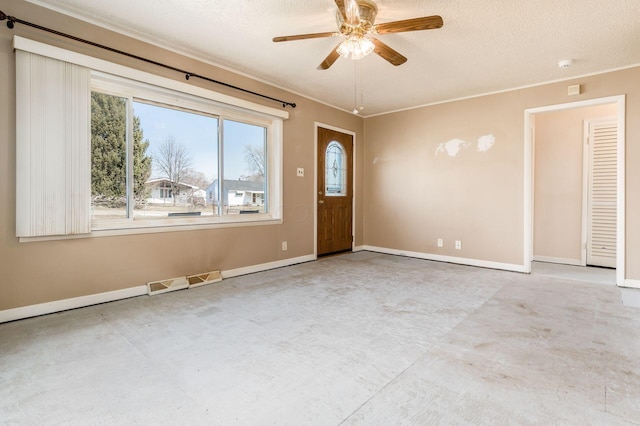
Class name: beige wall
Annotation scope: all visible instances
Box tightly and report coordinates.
[0,0,364,310]
[364,67,640,280]
[533,104,617,264]
[364,93,525,265]
[2,0,640,314]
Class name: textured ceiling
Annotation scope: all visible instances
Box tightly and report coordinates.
[21,0,640,116]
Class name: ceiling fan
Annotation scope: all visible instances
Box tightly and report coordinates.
[273,0,443,70]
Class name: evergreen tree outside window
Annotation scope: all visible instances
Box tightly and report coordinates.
[90,92,152,221]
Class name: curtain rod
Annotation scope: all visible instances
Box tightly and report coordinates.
[0,10,296,108]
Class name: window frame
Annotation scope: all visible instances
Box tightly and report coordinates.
[15,36,286,240]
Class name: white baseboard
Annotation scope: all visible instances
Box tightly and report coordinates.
[0,285,147,324]
[532,256,583,266]
[353,245,365,252]
[361,245,526,273]
[623,278,640,289]
[0,254,317,324]
[221,254,316,279]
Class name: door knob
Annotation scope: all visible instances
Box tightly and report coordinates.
[318,200,324,204]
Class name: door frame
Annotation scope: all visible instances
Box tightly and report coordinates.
[314,122,357,258]
[524,95,625,285]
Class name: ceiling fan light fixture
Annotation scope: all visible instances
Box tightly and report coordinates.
[273,1,444,70]
[337,35,375,60]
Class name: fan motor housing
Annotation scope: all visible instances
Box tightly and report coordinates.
[358,0,378,30]
[337,0,379,34]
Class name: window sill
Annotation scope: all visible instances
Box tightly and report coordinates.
[19,215,283,243]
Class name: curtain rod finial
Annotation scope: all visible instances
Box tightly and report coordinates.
[1,11,16,28]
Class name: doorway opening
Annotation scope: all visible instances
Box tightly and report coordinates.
[524,96,625,285]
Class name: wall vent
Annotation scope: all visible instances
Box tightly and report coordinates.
[146,276,189,296]
[187,270,222,288]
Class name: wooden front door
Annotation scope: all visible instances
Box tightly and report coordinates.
[317,127,353,256]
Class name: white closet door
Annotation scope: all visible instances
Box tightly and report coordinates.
[587,119,617,268]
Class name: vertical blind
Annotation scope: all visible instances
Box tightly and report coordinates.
[16,50,91,237]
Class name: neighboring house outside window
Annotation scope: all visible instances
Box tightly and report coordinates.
[206,179,266,214]
[146,178,201,205]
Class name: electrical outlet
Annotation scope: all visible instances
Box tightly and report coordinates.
[437,238,443,248]
[282,241,287,251]
[455,240,462,250]
[296,167,304,177]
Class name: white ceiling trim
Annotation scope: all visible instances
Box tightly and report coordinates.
[21,0,640,116]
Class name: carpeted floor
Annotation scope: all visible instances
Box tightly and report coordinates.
[1,252,638,425]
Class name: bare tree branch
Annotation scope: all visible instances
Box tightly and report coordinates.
[183,169,212,190]
[156,135,192,204]
[244,144,265,181]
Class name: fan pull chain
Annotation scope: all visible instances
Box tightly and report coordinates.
[353,62,359,114]
[358,61,364,112]
[352,61,364,114]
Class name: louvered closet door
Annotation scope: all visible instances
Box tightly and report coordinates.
[587,119,617,268]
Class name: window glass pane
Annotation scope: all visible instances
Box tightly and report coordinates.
[222,120,267,214]
[325,141,347,196]
[90,71,282,232]
[133,101,219,219]
[91,92,127,220]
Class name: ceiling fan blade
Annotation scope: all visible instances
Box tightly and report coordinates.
[273,32,340,42]
[371,38,407,66]
[317,45,341,70]
[375,15,443,34]
[335,0,347,20]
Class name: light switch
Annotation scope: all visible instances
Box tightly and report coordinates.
[297,167,304,177]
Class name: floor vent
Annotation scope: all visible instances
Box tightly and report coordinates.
[187,270,222,288]
[146,276,189,296]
